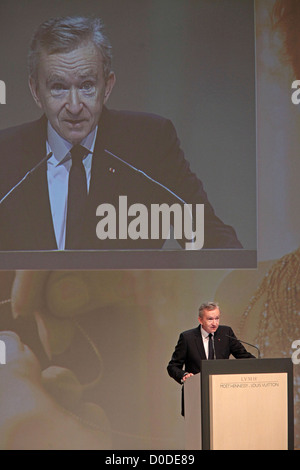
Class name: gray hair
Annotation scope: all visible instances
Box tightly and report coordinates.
[28,16,113,83]
[198,301,220,319]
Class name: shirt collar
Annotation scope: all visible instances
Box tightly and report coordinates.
[47,122,98,166]
[200,325,211,339]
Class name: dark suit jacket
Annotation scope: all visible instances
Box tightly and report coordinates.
[0,107,242,251]
[167,324,255,385]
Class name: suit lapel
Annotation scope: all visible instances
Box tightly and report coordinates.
[88,108,121,206]
[23,165,57,249]
[21,117,57,249]
[82,109,116,241]
[213,328,223,359]
[83,108,131,245]
[194,325,207,360]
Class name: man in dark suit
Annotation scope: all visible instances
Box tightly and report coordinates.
[0,16,242,251]
[167,301,255,385]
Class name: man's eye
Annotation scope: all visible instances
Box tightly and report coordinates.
[51,83,67,95]
[80,82,95,93]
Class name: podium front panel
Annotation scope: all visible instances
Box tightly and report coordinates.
[184,358,294,450]
[209,372,288,450]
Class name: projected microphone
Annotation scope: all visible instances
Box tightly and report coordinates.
[105,148,187,204]
[104,148,197,248]
[226,334,261,359]
[0,152,53,205]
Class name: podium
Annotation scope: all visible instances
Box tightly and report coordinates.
[184,358,294,450]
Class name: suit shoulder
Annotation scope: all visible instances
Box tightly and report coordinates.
[218,325,231,331]
[105,107,174,133]
[0,117,47,188]
[0,119,37,139]
[181,327,200,338]
[216,325,234,336]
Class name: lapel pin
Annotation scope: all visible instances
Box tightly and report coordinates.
[108,167,116,173]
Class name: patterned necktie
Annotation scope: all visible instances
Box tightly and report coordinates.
[65,144,88,249]
[208,333,214,359]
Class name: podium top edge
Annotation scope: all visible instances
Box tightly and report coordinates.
[199,358,293,375]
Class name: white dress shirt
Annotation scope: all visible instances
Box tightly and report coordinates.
[46,122,97,250]
[201,326,214,359]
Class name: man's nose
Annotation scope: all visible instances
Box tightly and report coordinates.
[65,88,83,114]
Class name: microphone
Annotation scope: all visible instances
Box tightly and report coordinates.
[0,152,53,205]
[104,148,187,204]
[226,334,261,359]
[104,148,196,248]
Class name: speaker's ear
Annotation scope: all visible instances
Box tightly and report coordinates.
[103,71,116,104]
[28,76,43,109]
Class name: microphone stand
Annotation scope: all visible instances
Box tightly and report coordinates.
[104,148,196,249]
[226,334,261,359]
[0,152,52,205]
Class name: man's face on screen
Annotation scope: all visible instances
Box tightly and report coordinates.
[29,41,115,145]
[198,308,220,334]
